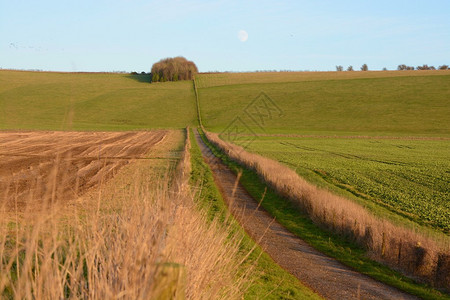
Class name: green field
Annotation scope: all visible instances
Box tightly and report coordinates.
[0,70,196,130]
[197,71,450,136]
[245,136,450,233]
[197,71,450,234]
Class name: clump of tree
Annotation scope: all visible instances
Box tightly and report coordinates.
[397,64,415,71]
[151,57,198,82]
[346,65,354,71]
[360,64,368,71]
[336,65,343,72]
[439,65,449,70]
[417,64,436,70]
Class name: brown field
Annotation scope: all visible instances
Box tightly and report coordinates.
[0,130,168,210]
[1,129,249,299]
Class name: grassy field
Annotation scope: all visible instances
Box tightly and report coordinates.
[197,71,450,235]
[197,71,450,136]
[0,70,196,130]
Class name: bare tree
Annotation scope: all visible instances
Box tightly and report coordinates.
[360,64,368,71]
[347,65,354,71]
[336,65,343,72]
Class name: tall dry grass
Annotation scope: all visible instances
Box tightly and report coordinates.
[204,130,450,291]
[0,130,248,299]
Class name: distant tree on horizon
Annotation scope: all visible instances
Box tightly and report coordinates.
[336,65,343,72]
[347,65,354,71]
[439,65,449,70]
[360,64,368,71]
[417,64,435,70]
[151,56,198,82]
[397,64,415,71]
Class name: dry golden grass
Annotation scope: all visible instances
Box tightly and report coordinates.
[204,130,450,290]
[0,129,249,299]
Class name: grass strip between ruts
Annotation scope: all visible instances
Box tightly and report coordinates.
[189,128,322,299]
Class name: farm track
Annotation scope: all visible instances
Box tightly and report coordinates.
[0,130,167,210]
[194,129,418,300]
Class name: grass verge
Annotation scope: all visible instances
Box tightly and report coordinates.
[197,128,450,300]
[189,128,321,299]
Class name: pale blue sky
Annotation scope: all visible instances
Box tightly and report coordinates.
[1,0,449,72]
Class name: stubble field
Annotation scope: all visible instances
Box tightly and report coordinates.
[0,130,167,210]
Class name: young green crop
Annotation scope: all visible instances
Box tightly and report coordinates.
[245,136,450,233]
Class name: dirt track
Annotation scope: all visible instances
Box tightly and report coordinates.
[194,129,418,300]
[0,130,167,210]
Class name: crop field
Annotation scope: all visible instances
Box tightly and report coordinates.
[0,130,169,210]
[197,71,450,235]
[0,70,196,130]
[245,136,450,233]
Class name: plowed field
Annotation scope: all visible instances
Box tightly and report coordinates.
[0,130,167,210]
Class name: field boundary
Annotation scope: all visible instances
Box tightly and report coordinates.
[188,128,323,299]
[193,77,203,127]
[199,128,450,298]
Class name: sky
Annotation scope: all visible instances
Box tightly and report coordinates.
[1,0,449,72]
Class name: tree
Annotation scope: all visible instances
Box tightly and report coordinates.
[417,64,434,70]
[347,65,354,71]
[398,64,414,71]
[151,57,198,83]
[382,67,387,71]
[360,64,368,71]
[336,65,343,72]
[439,65,449,70]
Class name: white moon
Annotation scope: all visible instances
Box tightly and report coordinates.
[238,30,248,42]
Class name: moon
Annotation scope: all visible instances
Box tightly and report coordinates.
[238,30,248,42]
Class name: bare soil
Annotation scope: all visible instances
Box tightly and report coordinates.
[194,129,418,300]
[0,130,167,210]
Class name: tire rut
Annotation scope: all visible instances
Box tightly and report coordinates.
[194,129,418,300]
